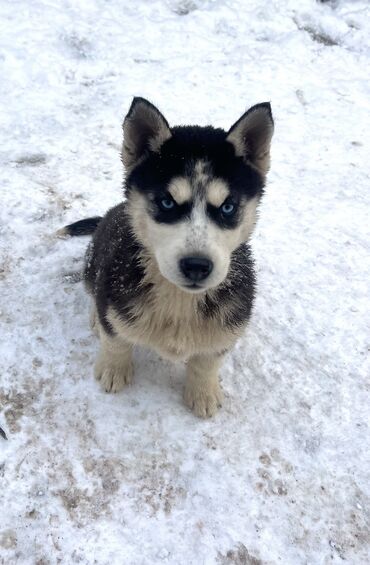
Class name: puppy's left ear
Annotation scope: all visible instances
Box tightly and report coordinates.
[226,103,274,176]
[122,97,172,171]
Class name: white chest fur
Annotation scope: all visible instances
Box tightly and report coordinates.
[106,280,241,361]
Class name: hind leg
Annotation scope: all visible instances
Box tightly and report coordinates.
[94,323,133,393]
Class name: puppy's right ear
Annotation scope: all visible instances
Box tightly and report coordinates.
[122,97,172,171]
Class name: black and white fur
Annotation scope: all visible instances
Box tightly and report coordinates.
[61,97,274,417]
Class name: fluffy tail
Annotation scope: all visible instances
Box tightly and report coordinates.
[57,216,102,237]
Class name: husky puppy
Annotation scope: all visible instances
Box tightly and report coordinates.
[61,97,274,417]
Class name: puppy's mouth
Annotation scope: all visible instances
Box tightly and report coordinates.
[182,282,207,293]
[185,283,202,290]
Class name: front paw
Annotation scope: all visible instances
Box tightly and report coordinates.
[184,380,224,418]
[94,357,133,393]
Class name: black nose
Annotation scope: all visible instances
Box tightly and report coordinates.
[179,256,213,283]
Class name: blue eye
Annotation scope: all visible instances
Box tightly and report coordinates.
[160,198,175,210]
[221,202,235,215]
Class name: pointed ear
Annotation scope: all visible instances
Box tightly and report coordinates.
[226,103,274,176]
[122,97,172,170]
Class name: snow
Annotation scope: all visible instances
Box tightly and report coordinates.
[1,0,369,563]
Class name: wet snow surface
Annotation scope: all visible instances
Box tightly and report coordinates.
[1,0,370,563]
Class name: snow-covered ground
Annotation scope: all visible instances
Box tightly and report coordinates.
[1,0,369,563]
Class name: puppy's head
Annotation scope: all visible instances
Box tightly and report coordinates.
[122,97,273,293]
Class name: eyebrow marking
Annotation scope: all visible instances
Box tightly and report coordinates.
[206,179,230,207]
[167,177,192,204]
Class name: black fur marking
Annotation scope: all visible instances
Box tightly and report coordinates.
[199,244,256,329]
[84,203,151,334]
[206,196,242,230]
[63,217,102,236]
[126,125,264,202]
[152,194,192,224]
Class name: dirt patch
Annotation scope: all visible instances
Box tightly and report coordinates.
[294,18,339,46]
[217,543,262,565]
[0,529,17,550]
[52,456,128,526]
[128,451,187,516]
[83,456,127,495]
[0,376,50,434]
[15,154,47,166]
[1,391,36,433]
[57,485,111,523]
[171,0,198,16]
[255,449,292,497]
[0,255,12,280]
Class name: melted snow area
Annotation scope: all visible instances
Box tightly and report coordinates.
[1,0,369,563]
